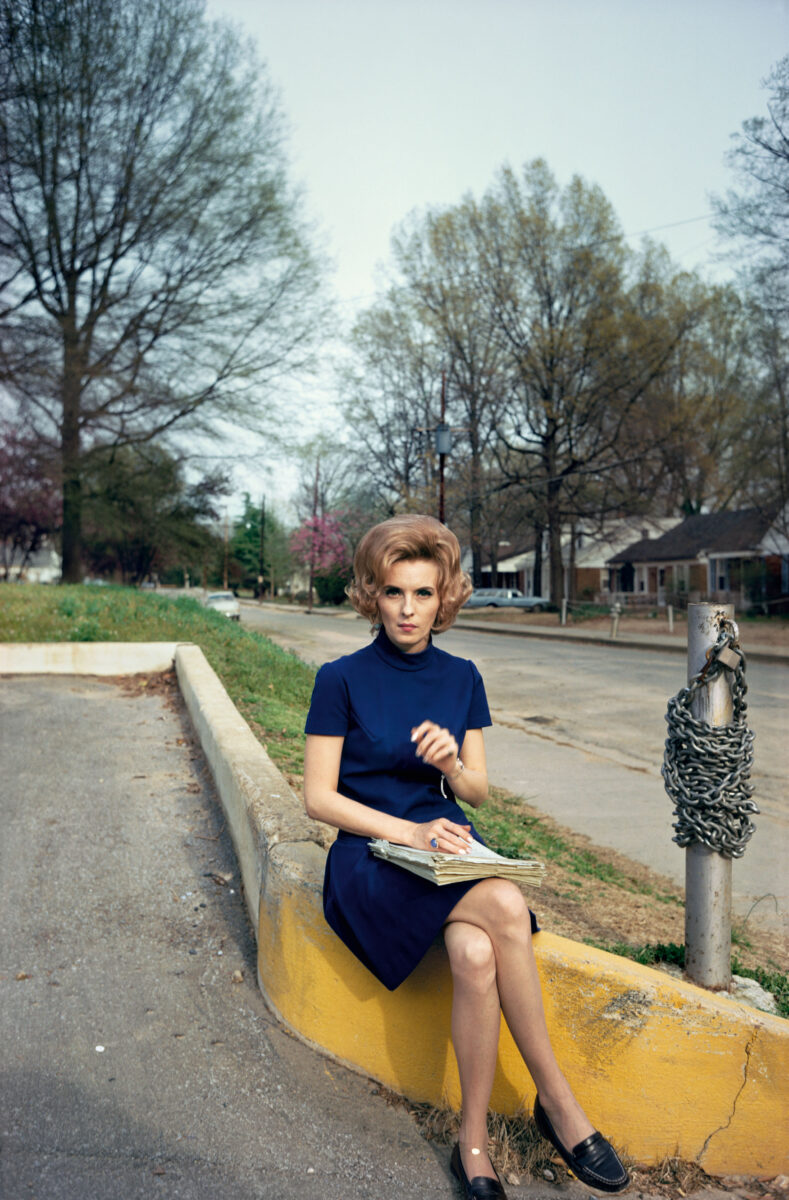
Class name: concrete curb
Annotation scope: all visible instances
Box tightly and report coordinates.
[0,640,180,674]
[3,641,787,1176]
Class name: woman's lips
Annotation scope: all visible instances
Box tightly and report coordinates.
[399,624,416,632]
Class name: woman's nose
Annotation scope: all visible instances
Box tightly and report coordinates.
[401,592,414,615]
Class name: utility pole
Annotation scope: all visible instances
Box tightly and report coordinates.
[258,494,266,603]
[223,509,229,591]
[308,458,319,614]
[435,370,452,525]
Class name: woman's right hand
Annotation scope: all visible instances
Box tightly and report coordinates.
[411,818,474,855]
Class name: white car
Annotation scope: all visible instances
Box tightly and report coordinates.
[203,591,241,620]
[464,587,548,611]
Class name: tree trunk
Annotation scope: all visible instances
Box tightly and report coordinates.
[546,478,563,604]
[532,520,544,597]
[468,427,483,587]
[568,520,577,602]
[60,334,83,584]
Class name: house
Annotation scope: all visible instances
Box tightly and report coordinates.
[482,517,676,601]
[0,539,61,583]
[607,507,789,611]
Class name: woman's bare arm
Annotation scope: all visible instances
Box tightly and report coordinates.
[410,725,489,808]
[303,734,476,852]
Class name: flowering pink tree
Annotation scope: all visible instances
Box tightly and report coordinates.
[289,513,351,608]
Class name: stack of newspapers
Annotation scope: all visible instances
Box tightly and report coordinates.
[369,837,545,887]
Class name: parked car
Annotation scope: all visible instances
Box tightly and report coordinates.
[464,587,548,611]
[203,591,241,620]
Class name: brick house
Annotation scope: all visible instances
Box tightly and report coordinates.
[607,507,789,611]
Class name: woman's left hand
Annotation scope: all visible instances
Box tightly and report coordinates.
[411,720,459,776]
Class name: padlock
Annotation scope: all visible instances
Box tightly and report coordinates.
[715,644,741,670]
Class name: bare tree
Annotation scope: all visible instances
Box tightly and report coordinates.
[0,0,327,580]
[713,55,789,535]
[391,202,510,583]
[713,54,789,306]
[476,162,701,601]
[341,296,444,514]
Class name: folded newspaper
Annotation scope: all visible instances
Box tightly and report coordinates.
[369,837,545,887]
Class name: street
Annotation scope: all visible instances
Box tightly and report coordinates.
[240,604,789,934]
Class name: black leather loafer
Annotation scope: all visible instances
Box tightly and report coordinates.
[534,1097,629,1193]
[450,1142,508,1199]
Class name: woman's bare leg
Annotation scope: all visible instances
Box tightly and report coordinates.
[446,879,595,1152]
[444,921,501,1181]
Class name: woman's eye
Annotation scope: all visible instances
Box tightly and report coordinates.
[417,589,434,597]
[383,587,400,597]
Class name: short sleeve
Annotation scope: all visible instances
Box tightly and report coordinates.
[468,661,492,729]
[304,661,350,736]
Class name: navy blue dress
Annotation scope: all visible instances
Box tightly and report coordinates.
[305,626,537,990]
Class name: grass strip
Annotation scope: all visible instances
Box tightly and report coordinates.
[3,585,783,989]
[584,939,788,1018]
[0,585,314,774]
[462,786,681,905]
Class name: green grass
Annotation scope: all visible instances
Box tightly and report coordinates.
[5,584,784,996]
[461,787,682,905]
[584,939,788,1018]
[0,585,316,774]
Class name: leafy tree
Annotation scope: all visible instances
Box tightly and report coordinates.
[475,162,702,600]
[0,0,327,582]
[81,443,228,583]
[0,421,60,578]
[343,163,706,597]
[230,493,292,596]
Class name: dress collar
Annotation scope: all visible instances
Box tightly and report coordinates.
[372,626,435,671]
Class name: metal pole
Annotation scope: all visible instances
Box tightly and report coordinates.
[560,597,567,626]
[667,603,674,634]
[223,510,229,591]
[438,370,446,524]
[684,603,733,989]
[258,494,266,603]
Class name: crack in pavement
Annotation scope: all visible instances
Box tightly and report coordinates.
[697,1028,758,1165]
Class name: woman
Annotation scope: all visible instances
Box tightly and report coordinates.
[303,515,628,1200]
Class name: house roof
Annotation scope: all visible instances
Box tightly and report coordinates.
[608,508,777,565]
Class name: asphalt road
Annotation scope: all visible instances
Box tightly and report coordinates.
[3,675,525,1200]
[239,605,789,936]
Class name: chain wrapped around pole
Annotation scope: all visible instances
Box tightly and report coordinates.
[662,618,758,859]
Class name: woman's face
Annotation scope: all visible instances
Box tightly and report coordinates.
[376,558,441,654]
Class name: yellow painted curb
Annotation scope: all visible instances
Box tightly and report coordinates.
[258,839,789,1178]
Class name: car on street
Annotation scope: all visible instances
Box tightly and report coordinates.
[464,587,549,611]
[203,591,241,620]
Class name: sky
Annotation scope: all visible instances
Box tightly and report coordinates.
[206,0,789,510]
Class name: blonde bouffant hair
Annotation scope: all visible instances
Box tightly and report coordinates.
[347,514,472,634]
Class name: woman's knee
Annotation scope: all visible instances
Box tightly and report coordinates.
[445,923,496,988]
[483,879,532,936]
